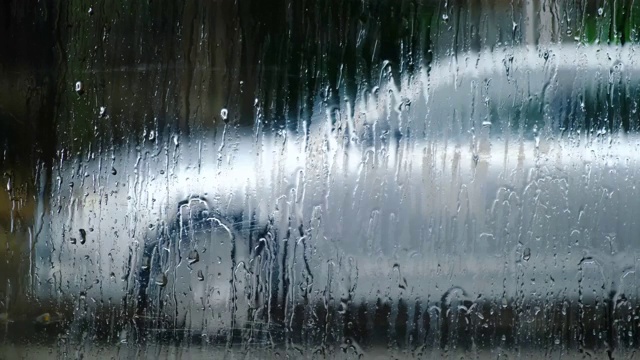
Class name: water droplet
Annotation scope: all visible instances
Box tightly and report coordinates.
[155,273,167,287]
[482,120,492,127]
[598,7,604,16]
[79,229,87,244]
[338,299,348,314]
[111,167,117,175]
[75,81,84,94]
[70,237,77,245]
[523,247,531,261]
[220,108,228,122]
[35,312,60,325]
[119,329,127,344]
[88,7,93,15]
[197,270,204,281]
[35,313,50,324]
[99,106,107,118]
[187,250,200,265]
[392,263,408,289]
[442,13,449,21]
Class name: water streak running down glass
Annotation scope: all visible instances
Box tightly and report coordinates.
[2,1,640,358]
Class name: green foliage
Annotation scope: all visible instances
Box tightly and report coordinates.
[580,1,640,45]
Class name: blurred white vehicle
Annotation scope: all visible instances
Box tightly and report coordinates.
[33,45,640,339]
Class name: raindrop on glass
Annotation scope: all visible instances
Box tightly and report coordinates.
[187,249,199,265]
[155,273,167,287]
[79,229,87,244]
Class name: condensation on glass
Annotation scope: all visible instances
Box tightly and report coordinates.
[1,1,640,358]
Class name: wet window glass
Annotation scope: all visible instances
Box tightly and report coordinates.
[2,1,640,358]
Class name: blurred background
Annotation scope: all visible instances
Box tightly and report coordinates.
[2,0,640,358]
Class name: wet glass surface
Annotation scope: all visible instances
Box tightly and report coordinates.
[2,1,640,358]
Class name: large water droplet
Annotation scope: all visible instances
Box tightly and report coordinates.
[155,273,167,287]
[392,263,408,289]
[119,329,127,344]
[79,229,87,244]
[187,250,199,265]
